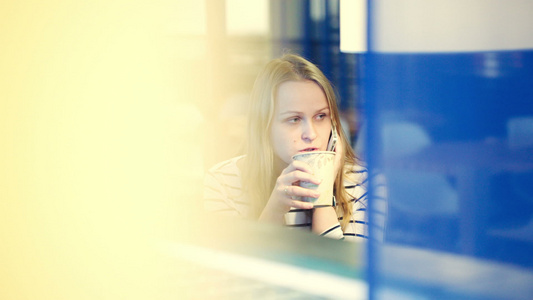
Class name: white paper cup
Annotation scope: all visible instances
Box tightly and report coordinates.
[291,151,335,206]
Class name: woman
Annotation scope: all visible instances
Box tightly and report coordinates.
[204,54,368,241]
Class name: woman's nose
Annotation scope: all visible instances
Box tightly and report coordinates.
[302,121,317,141]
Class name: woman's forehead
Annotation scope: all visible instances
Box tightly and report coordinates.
[275,80,328,110]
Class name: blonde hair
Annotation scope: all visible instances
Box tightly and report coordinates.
[242,53,356,230]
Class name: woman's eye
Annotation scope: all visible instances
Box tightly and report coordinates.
[288,117,300,123]
[316,113,327,120]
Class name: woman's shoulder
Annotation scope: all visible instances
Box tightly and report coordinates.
[207,155,245,176]
[344,160,367,175]
[343,161,368,184]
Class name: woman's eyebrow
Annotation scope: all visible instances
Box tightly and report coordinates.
[279,107,330,115]
[279,110,302,116]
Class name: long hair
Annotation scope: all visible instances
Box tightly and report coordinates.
[242,53,356,230]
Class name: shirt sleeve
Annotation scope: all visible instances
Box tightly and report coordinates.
[319,223,345,240]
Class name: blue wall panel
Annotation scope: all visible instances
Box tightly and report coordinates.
[364,5,533,300]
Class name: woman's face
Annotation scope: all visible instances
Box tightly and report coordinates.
[270,80,332,168]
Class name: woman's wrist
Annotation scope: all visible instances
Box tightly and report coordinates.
[311,205,339,234]
[312,196,336,209]
[259,199,288,224]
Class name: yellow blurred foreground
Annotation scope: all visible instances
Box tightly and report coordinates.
[0,1,212,299]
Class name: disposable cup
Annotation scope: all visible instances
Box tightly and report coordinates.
[291,151,335,206]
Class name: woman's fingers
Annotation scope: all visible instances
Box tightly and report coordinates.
[281,187,314,210]
[286,170,322,186]
[283,160,314,175]
[281,160,321,185]
[282,185,320,201]
[271,158,326,212]
[288,199,314,210]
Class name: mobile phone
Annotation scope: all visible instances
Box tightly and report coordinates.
[327,125,338,151]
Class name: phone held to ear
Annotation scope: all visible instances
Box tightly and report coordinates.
[327,125,338,152]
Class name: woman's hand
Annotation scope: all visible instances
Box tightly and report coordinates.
[259,160,321,223]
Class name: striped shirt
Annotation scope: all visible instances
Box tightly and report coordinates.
[203,155,372,242]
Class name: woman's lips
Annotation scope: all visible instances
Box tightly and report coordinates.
[300,147,318,152]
